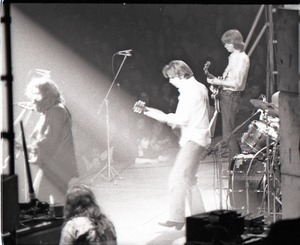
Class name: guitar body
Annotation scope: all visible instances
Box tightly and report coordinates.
[203,61,221,113]
[209,85,221,113]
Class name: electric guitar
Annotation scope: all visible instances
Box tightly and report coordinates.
[203,61,221,113]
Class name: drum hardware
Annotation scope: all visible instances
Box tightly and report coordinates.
[205,111,262,210]
[260,171,282,220]
[242,98,279,155]
[231,107,281,224]
[254,190,264,193]
[241,121,278,154]
[262,109,275,223]
[207,103,281,222]
[250,99,279,117]
[234,171,245,174]
[264,137,281,224]
[231,189,244,193]
[229,153,266,215]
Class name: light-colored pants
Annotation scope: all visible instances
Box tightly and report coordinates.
[168,141,207,222]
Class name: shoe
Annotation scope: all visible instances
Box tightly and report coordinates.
[158,221,185,230]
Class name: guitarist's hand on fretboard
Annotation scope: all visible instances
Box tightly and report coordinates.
[133,101,169,124]
[133,100,148,114]
[203,61,215,80]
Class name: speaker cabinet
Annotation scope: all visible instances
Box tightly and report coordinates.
[2,218,64,245]
[186,210,244,244]
[1,174,20,233]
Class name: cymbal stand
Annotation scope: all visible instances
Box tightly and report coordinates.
[270,138,281,222]
[92,54,129,182]
[208,110,261,210]
[244,145,268,215]
[264,110,271,220]
[260,109,281,224]
[211,142,225,209]
[259,143,281,224]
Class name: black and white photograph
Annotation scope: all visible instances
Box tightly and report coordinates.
[1,2,300,245]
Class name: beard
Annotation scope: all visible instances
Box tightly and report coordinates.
[35,95,58,113]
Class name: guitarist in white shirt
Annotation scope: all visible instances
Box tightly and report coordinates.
[134,60,211,230]
[206,29,250,171]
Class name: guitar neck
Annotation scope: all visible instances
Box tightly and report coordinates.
[20,121,36,199]
[206,72,215,79]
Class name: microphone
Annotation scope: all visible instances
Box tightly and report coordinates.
[15,102,35,111]
[116,49,133,56]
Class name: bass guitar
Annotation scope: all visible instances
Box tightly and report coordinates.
[203,61,221,113]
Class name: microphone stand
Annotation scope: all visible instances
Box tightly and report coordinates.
[92,54,129,182]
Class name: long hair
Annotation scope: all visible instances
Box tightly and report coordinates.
[221,29,245,51]
[25,76,64,104]
[64,184,103,221]
[64,184,117,241]
[162,60,194,79]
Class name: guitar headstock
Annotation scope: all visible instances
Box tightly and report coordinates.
[133,100,147,114]
[203,61,211,74]
[203,61,215,79]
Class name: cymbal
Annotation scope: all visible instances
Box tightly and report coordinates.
[250,99,279,117]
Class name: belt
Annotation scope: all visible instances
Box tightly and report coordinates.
[222,90,242,94]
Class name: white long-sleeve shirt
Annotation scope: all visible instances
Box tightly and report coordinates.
[166,77,211,147]
[209,51,250,91]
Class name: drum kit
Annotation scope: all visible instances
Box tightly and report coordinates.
[227,99,281,222]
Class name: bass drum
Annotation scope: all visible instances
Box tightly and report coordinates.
[228,154,265,215]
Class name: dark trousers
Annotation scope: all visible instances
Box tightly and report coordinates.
[220,90,242,169]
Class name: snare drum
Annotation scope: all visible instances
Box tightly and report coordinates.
[241,120,278,153]
[228,154,265,215]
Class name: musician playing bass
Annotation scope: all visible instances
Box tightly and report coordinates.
[206,29,250,171]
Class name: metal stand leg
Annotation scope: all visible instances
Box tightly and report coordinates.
[217,144,224,209]
[92,100,120,183]
[212,144,227,210]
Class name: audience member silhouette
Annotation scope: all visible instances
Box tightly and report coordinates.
[60,184,117,245]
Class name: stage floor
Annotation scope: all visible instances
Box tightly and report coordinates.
[80,139,231,245]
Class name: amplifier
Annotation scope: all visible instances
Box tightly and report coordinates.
[2,218,64,245]
[1,174,20,233]
[186,210,244,244]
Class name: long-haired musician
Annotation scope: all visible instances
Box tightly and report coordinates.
[25,70,79,203]
[206,29,250,171]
